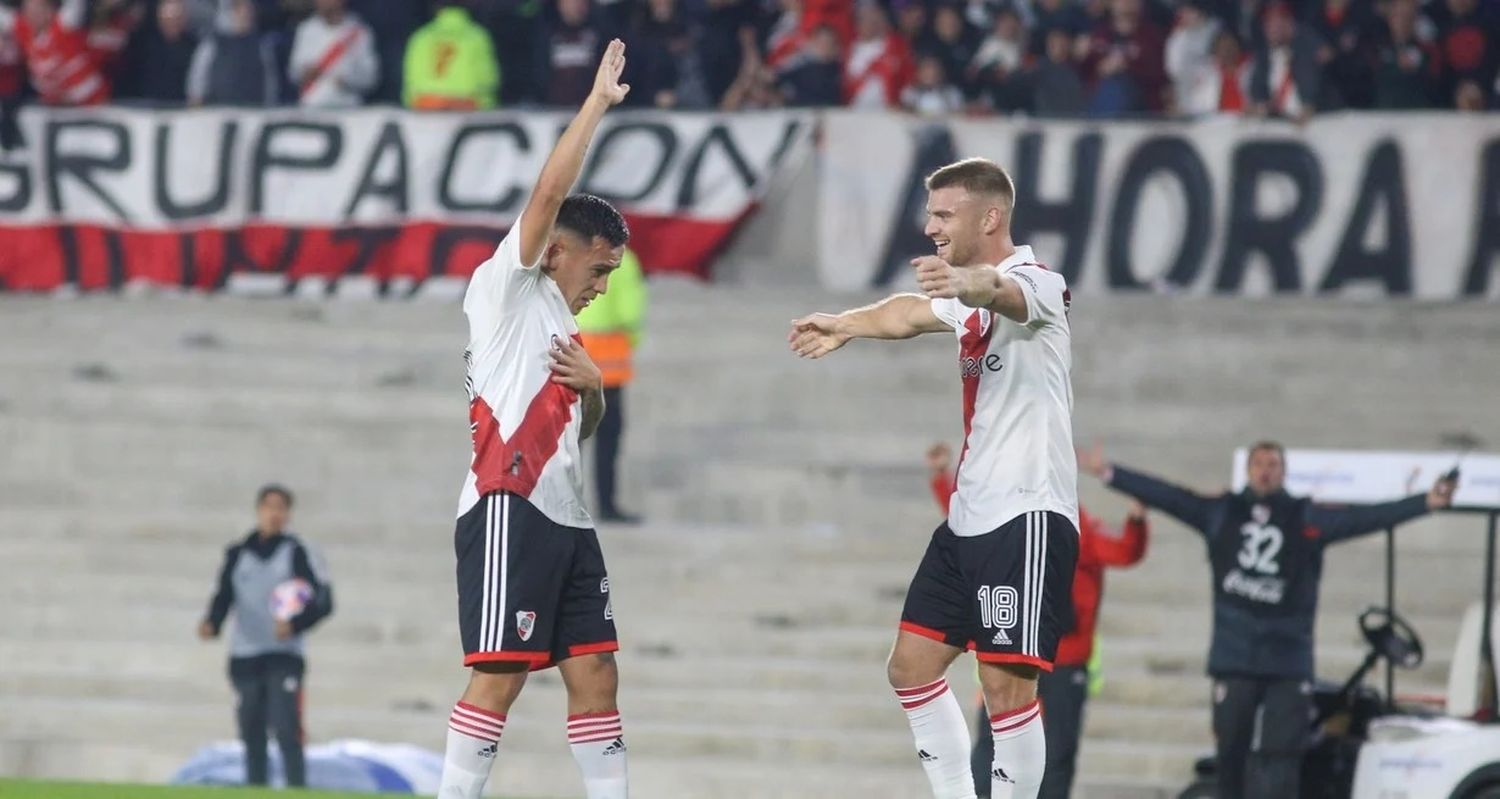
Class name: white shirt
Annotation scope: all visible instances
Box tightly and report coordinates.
[457,227,592,528]
[930,245,1079,536]
[288,12,378,108]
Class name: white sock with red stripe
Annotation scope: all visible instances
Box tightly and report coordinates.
[895,678,977,799]
[438,701,505,799]
[989,699,1045,799]
[567,710,628,798]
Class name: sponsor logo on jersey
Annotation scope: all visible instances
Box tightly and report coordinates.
[960,353,1006,379]
[991,629,1012,646]
[516,610,537,642]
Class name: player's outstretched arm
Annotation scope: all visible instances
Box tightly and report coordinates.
[516,39,630,266]
[788,294,950,359]
[913,256,1031,323]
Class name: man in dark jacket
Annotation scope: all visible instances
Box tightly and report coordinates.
[1080,441,1456,799]
[1249,2,1323,119]
[117,0,199,105]
[199,484,334,787]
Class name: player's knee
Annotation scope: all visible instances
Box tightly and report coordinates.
[886,651,928,690]
[464,662,529,711]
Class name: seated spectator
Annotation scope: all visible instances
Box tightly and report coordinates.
[776,22,844,106]
[844,1,912,109]
[921,3,981,99]
[721,60,784,109]
[901,51,963,115]
[0,0,131,106]
[622,0,712,108]
[1031,25,1087,116]
[1432,0,1496,105]
[118,0,200,105]
[1177,27,1250,114]
[969,5,1030,111]
[1165,0,1220,113]
[1371,0,1441,108]
[1249,1,1322,119]
[187,0,279,106]
[403,0,499,110]
[894,0,927,46]
[1307,0,1376,109]
[288,0,378,107]
[544,0,604,107]
[349,0,426,104]
[1081,0,1168,115]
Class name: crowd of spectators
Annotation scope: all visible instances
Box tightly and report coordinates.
[0,0,1494,119]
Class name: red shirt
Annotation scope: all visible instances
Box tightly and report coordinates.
[932,473,1149,666]
[8,1,127,106]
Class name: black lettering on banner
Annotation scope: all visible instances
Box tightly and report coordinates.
[156,119,237,220]
[1215,141,1322,293]
[1010,131,1102,284]
[1462,139,1500,297]
[676,123,757,208]
[578,121,676,204]
[1106,136,1212,290]
[333,226,402,277]
[875,124,957,286]
[345,122,409,217]
[251,122,343,215]
[431,226,504,278]
[225,228,304,288]
[46,119,133,221]
[439,122,528,213]
[0,152,30,213]
[1319,141,1411,295]
[58,225,126,288]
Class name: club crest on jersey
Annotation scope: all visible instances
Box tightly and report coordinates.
[516,611,537,642]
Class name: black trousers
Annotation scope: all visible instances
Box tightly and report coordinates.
[970,665,1089,799]
[593,386,625,515]
[231,656,306,787]
[1213,676,1311,799]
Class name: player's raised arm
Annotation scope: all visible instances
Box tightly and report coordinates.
[788,294,951,359]
[515,39,630,267]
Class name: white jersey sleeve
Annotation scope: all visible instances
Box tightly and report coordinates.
[1002,264,1069,329]
[463,225,541,329]
[929,296,967,330]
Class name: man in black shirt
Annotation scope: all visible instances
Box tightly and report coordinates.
[1079,441,1455,799]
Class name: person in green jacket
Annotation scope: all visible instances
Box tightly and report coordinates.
[403,1,500,110]
[576,247,647,523]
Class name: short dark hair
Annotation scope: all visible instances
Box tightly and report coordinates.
[925,158,1016,213]
[1248,441,1285,461]
[257,484,294,508]
[556,194,630,248]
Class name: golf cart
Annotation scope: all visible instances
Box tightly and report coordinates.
[1177,449,1500,799]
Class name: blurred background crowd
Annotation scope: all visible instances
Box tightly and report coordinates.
[0,0,1495,122]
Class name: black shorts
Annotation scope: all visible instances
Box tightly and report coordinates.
[900,510,1078,670]
[455,492,618,670]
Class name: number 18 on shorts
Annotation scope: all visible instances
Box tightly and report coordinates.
[900,511,1079,669]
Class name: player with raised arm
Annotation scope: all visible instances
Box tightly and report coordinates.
[789,158,1078,799]
[438,40,633,799]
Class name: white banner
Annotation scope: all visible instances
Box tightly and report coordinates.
[0,107,811,290]
[1230,448,1500,508]
[819,112,1500,300]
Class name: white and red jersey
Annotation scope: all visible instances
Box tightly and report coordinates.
[0,0,122,106]
[930,245,1078,536]
[457,226,592,528]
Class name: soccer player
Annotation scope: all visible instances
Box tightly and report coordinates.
[438,40,632,799]
[789,158,1079,799]
[1079,442,1457,799]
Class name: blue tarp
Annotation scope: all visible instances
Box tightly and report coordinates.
[170,739,443,794]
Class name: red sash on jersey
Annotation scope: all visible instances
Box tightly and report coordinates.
[300,26,362,100]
